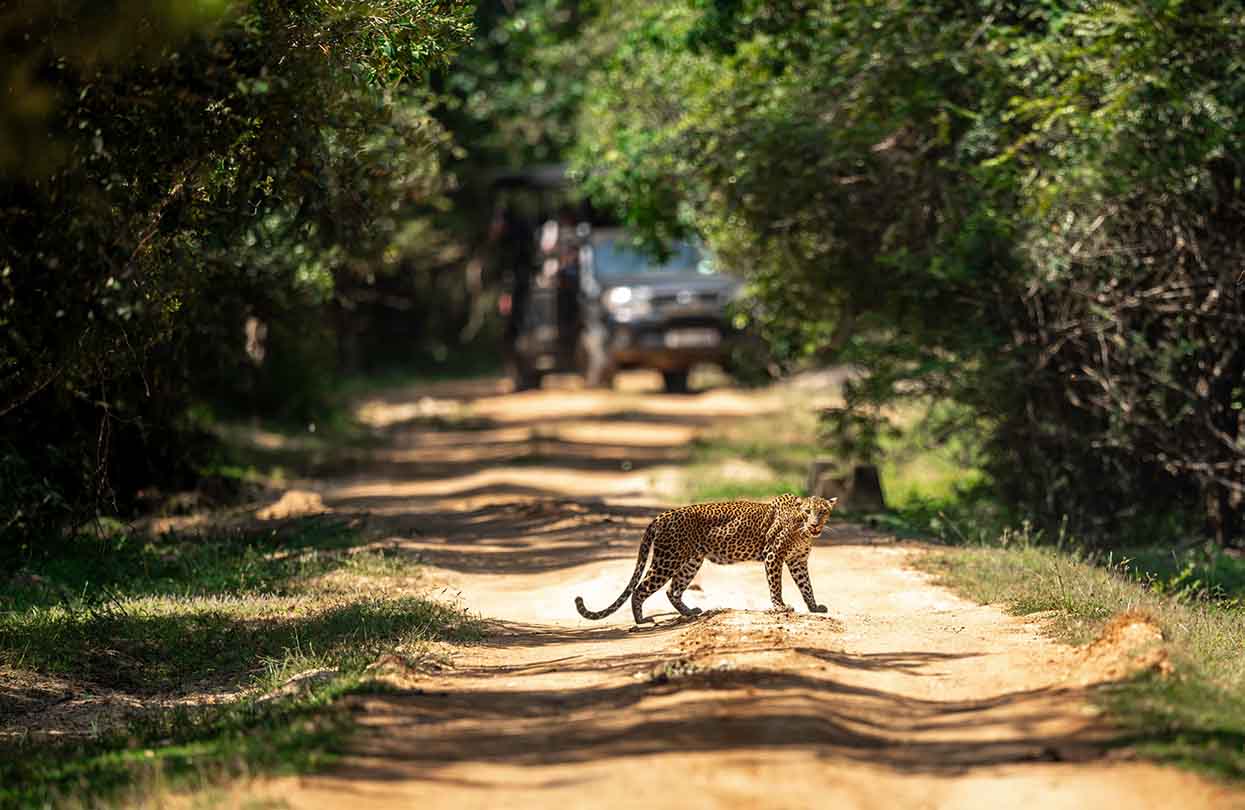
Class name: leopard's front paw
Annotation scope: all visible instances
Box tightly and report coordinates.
[769,604,795,614]
[809,604,828,614]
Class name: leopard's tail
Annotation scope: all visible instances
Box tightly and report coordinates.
[575,523,655,620]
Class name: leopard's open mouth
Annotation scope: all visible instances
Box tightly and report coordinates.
[807,524,823,537]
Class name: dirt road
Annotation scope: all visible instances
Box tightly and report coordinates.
[252,374,1233,809]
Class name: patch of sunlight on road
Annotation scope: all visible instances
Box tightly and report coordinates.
[330,466,686,507]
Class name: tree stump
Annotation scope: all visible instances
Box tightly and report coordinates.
[806,459,886,513]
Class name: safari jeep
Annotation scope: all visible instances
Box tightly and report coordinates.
[509,227,742,393]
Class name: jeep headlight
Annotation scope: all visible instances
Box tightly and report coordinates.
[603,286,652,322]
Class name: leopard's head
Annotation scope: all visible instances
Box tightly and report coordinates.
[799,495,838,539]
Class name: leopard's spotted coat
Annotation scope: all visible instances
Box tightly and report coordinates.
[575,493,837,624]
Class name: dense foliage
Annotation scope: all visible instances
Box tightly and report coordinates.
[4,0,1243,549]
[0,1,472,545]
[575,0,1245,544]
[440,0,601,170]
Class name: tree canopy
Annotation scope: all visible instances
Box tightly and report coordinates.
[1,1,472,542]
[574,0,1245,543]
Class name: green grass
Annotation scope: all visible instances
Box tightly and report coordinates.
[680,393,988,514]
[875,410,983,510]
[6,518,358,608]
[0,676,364,810]
[197,422,381,493]
[687,479,807,502]
[3,591,472,691]
[681,403,820,503]
[0,519,481,809]
[1121,545,1245,604]
[917,539,1245,781]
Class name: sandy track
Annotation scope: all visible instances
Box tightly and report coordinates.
[248,375,1235,809]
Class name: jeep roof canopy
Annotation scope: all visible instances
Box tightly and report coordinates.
[487,163,615,227]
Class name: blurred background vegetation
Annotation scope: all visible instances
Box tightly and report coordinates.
[572,0,1245,547]
[2,0,1243,553]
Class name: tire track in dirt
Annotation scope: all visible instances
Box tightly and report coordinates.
[243,374,1236,809]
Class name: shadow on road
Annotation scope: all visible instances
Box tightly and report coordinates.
[339,657,1104,780]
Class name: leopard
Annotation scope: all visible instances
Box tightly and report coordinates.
[575,493,837,625]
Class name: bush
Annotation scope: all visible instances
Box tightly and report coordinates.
[574,0,1245,545]
[0,2,473,549]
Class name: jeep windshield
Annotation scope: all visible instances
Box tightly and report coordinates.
[591,236,715,276]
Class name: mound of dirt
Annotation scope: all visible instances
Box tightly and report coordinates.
[1073,611,1172,686]
[257,489,330,520]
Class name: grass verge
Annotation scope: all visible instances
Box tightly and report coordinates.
[1,518,481,809]
[681,401,818,503]
[916,540,1245,781]
[680,390,986,513]
[1,675,362,810]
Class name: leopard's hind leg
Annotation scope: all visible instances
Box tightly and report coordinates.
[631,549,680,624]
[667,555,705,617]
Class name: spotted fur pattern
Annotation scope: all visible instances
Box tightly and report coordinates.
[575,493,837,624]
